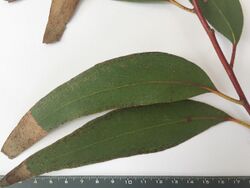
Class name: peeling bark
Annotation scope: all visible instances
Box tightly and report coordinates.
[43,0,80,44]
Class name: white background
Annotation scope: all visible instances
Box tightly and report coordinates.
[0,0,250,176]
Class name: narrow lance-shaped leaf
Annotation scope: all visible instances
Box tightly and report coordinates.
[43,0,80,44]
[0,100,230,187]
[191,0,243,44]
[2,52,216,159]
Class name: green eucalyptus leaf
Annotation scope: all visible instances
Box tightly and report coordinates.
[193,0,244,44]
[2,52,216,159]
[0,100,230,187]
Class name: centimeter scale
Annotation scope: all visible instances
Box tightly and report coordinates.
[1,176,250,188]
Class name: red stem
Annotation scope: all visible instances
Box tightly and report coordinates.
[230,43,237,68]
[192,0,250,116]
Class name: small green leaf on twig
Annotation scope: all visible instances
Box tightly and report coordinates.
[191,0,243,44]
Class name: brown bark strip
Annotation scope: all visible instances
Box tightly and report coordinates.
[0,162,32,187]
[43,0,80,44]
[1,111,47,159]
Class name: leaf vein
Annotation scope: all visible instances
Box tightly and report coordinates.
[210,1,236,43]
[48,116,223,162]
[37,80,208,123]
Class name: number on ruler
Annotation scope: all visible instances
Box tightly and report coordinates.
[125,179,133,184]
[140,179,147,184]
[203,179,210,184]
[218,179,225,184]
[156,179,163,184]
[234,179,241,184]
[187,179,194,184]
[65,179,69,184]
[171,179,179,184]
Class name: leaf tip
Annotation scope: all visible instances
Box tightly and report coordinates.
[0,177,9,188]
[2,111,47,159]
[0,163,32,187]
[42,0,80,44]
[43,24,65,44]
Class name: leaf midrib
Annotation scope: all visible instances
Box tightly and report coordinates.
[36,80,211,124]
[38,116,224,164]
[210,0,236,43]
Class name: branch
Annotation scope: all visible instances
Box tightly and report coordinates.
[168,0,195,13]
[192,0,250,116]
[202,87,243,105]
[230,43,237,68]
[230,117,250,129]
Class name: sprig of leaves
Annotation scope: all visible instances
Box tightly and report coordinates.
[1,0,249,187]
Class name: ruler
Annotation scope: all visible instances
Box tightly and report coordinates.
[2,176,250,188]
